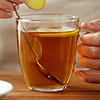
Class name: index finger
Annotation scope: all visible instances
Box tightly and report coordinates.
[81,20,100,32]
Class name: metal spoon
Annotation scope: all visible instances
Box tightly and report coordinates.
[13,3,64,85]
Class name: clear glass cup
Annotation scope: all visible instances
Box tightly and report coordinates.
[16,13,79,92]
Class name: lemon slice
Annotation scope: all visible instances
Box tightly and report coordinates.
[25,0,46,10]
[35,28,79,37]
[36,28,76,32]
[28,37,42,61]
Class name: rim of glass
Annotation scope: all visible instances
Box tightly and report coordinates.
[17,13,79,22]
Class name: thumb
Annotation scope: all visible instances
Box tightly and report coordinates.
[81,19,100,32]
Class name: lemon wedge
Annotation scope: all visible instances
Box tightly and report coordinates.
[25,0,46,10]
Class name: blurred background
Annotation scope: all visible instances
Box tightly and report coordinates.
[0,0,100,70]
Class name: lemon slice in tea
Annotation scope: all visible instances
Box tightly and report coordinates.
[36,28,79,37]
[25,0,46,10]
[28,37,42,61]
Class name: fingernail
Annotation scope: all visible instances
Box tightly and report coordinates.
[80,33,86,41]
[81,22,92,28]
[87,22,92,27]
[78,55,82,59]
[80,34,83,40]
[81,22,87,28]
[74,71,80,77]
[81,22,86,26]
[7,12,13,18]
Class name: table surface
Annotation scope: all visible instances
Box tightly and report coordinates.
[0,70,100,100]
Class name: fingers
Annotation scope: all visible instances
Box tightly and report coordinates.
[77,44,100,59]
[0,10,13,18]
[0,0,25,18]
[77,19,100,84]
[81,19,100,32]
[77,27,100,70]
[80,32,100,46]
[74,70,100,84]
[0,0,23,10]
[78,55,100,70]
[0,1,18,11]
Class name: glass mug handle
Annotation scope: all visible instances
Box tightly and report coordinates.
[74,27,94,71]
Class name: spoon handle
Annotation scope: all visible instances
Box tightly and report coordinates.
[13,3,21,19]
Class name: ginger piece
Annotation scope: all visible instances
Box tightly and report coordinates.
[25,0,46,10]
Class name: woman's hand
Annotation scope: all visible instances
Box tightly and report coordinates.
[0,0,25,18]
[75,19,100,84]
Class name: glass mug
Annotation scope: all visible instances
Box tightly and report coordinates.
[16,13,79,92]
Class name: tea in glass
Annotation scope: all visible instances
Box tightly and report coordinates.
[16,14,79,92]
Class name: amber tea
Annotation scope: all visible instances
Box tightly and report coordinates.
[17,28,79,90]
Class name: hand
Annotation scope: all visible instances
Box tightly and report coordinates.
[74,19,100,84]
[0,0,25,18]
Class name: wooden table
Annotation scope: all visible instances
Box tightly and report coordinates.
[0,70,100,100]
